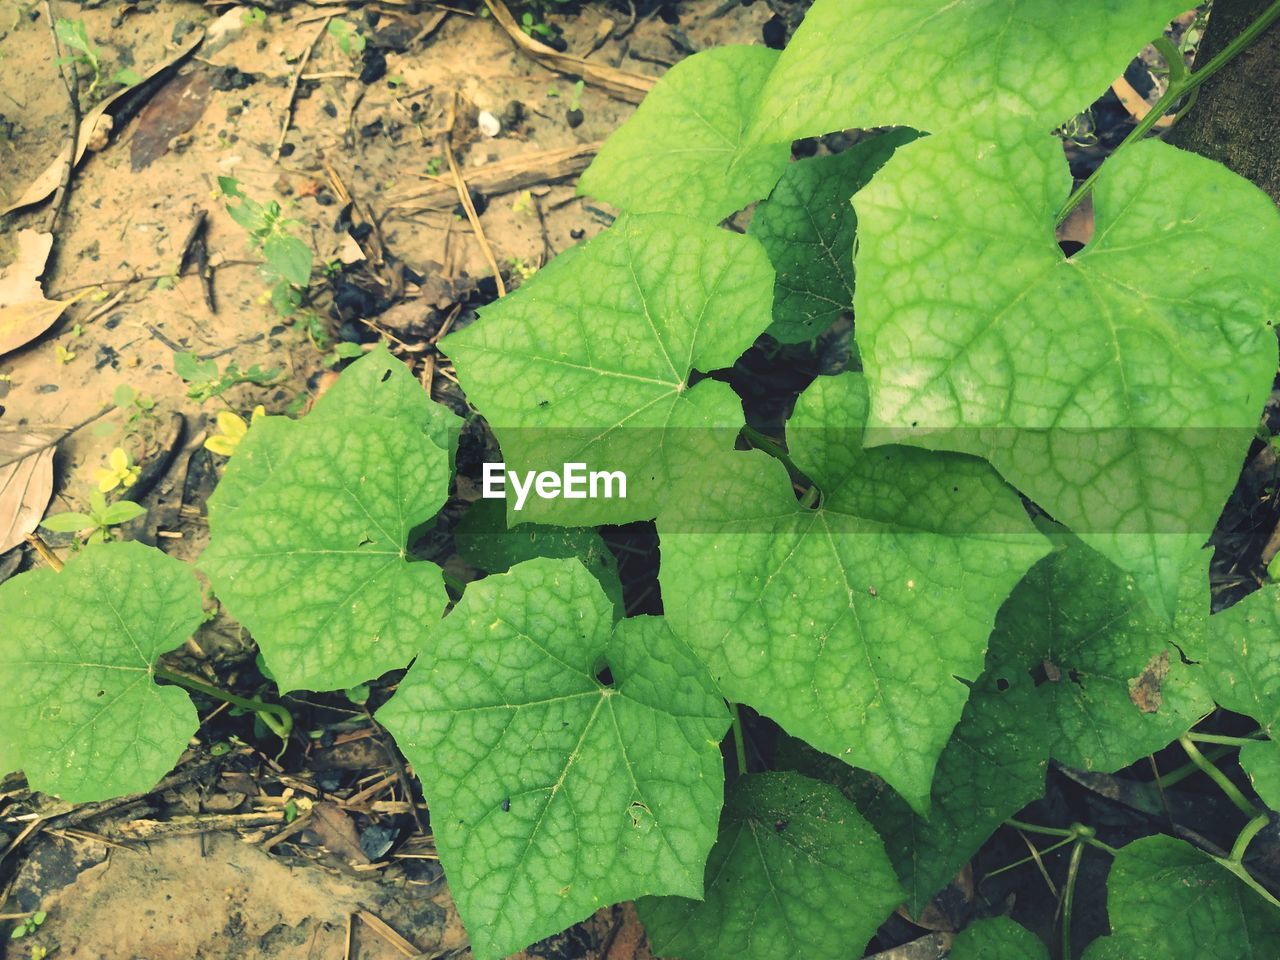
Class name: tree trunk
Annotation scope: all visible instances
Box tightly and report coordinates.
[1168,0,1280,204]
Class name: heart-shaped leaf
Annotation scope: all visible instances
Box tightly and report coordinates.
[579,46,791,224]
[854,123,1280,618]
[659,371,1047,812]
[865,540,1212,913]
[638,771,903,960]
[1082,835,1280,959]
[0,541,203,802]
[443,213,774,525]
[201,348,459,692]
[749,0,1186,142]
[377,559,729,960]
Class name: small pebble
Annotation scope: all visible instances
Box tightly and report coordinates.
[477,111,501,137]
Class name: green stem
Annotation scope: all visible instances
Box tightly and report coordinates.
[730,703,749,778]
[1158,743,1235,789]
[741,425,797,472]
[155,666,293,741]
[1056,0,1280,226]
[985,835,1076,880]
[741,425,823,506]
[1151,35,1188,85]
[1061,839,1084,960]
[1178,735,1261,817]
[1229,813,1271,864]
[1188,731,1266,747]
[1006,819,1117,856]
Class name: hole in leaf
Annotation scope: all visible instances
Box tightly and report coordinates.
[1056,193,1094,257]
[379,368,392,383]
[1029,658,1062,686]
[995,677,1010,692]
[627,800,655,833]
[1068,668,1084,685]
[595,665,615,687]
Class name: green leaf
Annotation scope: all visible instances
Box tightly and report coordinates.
[173,351,216,383]
[0,542,203,802]
[980,535,1211,772]
[749,129,918,343]
[853,122,1280,619]
[1239,740,1280,812]
[453,498,624,614]
[100,500,147,526]
[39,512,96,533]
[54,19,95,58]
[579,47,790,224]
[443,214,774,524]
[201,348,459,692]
[376,559,730,960]
[638,771,902,960]
[111,67,144,87]
[1081,835,1280,959]
[864,538,1211,913]
[263,232,313,287]
[749,0,1185,142]
[659,372,1047,812]
[950,918,1049,960]
[1193,584,1280,732]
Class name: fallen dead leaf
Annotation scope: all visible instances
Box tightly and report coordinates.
[308,802,371,865]
[0,230,87,357]
[0,426,60,555]
[1,29,205,216]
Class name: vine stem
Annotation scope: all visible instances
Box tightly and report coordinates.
[1178,734,1261,817]
[1056,0,1280,227]
[1229,813,1271,864]
[740,425,822,504]
[1188,730,1266,747]
[1158,743,1234,789]
[1061,839,1085,960]
[730,703,749,778]
[1005,819,1118,856]
[154,666,293,740]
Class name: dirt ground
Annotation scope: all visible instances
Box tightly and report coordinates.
[0,1,775,957]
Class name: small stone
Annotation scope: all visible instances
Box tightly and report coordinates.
[477,110,501,138]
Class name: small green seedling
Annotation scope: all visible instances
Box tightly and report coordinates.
[174,352,279,403]
[519,10,555,40]
[217,177,313,316]
[327,18,366,56]
[55,19,142,96]
[241,6,266,27]
[8,912,46,941]
[41,490,146,544]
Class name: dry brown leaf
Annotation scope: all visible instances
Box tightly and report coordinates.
[1,29,205,216]
[0,426,60,555]
[308,802,371,864]
[0,229,89,357]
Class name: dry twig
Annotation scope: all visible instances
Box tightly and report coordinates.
[274,18,332,159]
